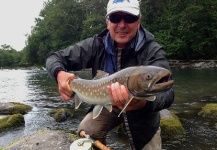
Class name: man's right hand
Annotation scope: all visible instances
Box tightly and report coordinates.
[57,71,77,101]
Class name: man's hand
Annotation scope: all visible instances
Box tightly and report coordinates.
[57,71,77,101]
[107,82,147,111]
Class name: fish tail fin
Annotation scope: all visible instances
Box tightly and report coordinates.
[118,96,134,117]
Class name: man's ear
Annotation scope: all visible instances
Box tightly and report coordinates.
[106,19,109,29]
[137,19,141,29]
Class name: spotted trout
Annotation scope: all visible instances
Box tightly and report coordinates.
[69,65,174,119]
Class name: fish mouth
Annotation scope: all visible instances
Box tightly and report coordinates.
[148,71,174,92]
[129,70,174,98]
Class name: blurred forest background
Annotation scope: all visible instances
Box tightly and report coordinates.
[0,0,216,67]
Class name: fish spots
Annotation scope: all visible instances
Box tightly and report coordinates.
[72,70,131,103]
[69,66,173,119]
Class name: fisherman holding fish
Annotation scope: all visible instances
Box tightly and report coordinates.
[46,0,174,149]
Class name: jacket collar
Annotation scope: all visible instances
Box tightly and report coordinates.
[97,25,153,53]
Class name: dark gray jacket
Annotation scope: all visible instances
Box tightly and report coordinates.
[46,26,174,149]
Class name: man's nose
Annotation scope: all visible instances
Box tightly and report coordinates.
[118,19,127,27]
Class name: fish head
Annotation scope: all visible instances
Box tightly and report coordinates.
[127,66,174,99]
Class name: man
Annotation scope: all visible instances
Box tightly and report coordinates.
[46,0,174,149]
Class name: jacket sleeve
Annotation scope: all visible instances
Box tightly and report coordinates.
[144,88,174,112]
[45,37,95,80]
[142,41,175,112]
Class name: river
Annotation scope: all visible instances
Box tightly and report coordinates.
[0,68,216,149]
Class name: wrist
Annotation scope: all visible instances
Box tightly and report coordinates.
[54,67,65,80]
[123,99,147,111]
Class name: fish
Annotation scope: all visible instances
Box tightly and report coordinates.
[69,65,174,119]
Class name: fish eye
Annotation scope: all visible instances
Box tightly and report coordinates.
[146,74,152,80]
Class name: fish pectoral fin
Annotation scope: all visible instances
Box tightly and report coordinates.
[118,96,134,117]
[74,94,82,109]
[104,104,113,112]
[146,96,156,101]
[92,105,104,119]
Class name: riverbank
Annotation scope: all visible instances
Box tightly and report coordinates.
[1,60,217,71]
[169,60,217,68]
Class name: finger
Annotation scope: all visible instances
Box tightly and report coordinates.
[120,85,129,100]
[57,71,75,92]
[107,85,117,105]
[58,84,73,100]
[60,93,71,101]
[114,82,125,103]
[58,85,69,97]
[111,83,119,103]
[107,85,113,100]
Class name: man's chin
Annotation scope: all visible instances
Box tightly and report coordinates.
[115,38,130,44]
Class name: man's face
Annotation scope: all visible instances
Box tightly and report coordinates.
[106,12,140,48]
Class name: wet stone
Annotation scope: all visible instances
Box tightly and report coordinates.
[0,114,25,133]
[160,109,185,137]
[2,130,77,150]
[0,102,32,115]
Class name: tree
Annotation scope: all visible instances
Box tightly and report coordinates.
[140,0,217,59]
[0,49,22,67]
[1,44,15,51]
[24,0,84,65]
[19,0,217,66]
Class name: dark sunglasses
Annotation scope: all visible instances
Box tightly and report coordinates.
[108,14,139,24]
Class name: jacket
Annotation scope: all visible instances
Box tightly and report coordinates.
[46,26,174,149]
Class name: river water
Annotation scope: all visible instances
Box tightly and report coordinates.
[0,68,216,149]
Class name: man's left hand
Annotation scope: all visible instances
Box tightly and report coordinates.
[107,82,147,111]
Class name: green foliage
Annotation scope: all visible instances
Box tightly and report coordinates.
[80,0,107,39]
[22,0,108,66]
[140,0,217,60]
[24,0,84,65]
[0,45,22,67]
[1,0,217,67]
[81,13,106,39]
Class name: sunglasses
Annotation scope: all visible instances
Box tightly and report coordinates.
[108,14,139,24]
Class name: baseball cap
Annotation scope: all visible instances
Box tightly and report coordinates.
[106,0,140,17]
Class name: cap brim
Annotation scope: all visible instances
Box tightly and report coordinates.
[106,7,140,17]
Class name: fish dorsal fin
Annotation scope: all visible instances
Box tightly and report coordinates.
[104,104,113,112]
[74,94,82,109]
[118,96,134,117]
[93,70,109,80]
[93,105,104,119]
[146,96,156,101]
